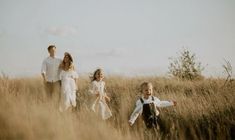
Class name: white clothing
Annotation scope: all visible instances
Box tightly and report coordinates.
[59,70,78,111]
[88,80,112,120]
[41,56,62,82]
[129,96,174,125]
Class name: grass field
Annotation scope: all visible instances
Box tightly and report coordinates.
[0,75,234,140]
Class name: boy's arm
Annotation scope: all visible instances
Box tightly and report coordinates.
[129,100,142,126]
[154,97,175,107]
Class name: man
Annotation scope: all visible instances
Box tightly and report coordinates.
[41,45,62,103]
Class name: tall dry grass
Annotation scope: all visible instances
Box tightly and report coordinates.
[0,75,234,140]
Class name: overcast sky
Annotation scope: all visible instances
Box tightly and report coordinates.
[0,0,234,77]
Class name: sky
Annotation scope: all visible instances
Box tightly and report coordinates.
[0,0,234,78]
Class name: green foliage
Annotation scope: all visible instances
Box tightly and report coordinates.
[168,48,204,80]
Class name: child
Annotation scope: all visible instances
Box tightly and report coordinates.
[129,82,176,135]
[88,68,112,120]
[59,52,78,112]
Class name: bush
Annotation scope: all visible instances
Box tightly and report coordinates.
[168,48,204,80]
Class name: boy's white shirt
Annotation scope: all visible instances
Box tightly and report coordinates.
[129,95,174,125]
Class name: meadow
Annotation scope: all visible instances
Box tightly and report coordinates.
[0,75,234,140]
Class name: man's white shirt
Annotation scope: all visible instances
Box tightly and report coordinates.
[41,56,62,82]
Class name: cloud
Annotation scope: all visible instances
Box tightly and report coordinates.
[94,48,125,57]
[45,26,77,37]
[93,48,128,58]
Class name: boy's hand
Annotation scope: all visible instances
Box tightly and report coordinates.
[172,100,177,106]
[129,121,133,126]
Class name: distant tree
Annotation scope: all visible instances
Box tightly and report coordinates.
[168,48,204,80]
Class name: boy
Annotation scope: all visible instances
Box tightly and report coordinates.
[129,82,176,139]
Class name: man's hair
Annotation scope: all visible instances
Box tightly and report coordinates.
[47,45,56,51]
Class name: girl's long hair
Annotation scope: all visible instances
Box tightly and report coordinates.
[90,68,103,82]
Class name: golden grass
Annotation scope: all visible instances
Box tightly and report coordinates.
[0,76,234,140]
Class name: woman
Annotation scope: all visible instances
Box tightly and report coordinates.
[59,52,78,112]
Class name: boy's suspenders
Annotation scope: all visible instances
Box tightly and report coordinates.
[140,96,154,104]
[140,96,160,115]
[140,98,144,104]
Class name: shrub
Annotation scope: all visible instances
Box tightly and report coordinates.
[168,48,204,80]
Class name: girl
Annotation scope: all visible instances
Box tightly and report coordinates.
[88,69,112,120]
[59,52,78,112]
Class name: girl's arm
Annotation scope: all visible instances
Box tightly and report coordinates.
[129,100,142,126]
[104,95,110,102]
[104,86,110,102]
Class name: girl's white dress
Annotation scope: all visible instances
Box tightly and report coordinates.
[89,80,112,120]
[59,70,78,111]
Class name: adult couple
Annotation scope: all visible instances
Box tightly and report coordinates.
[41,45,78,111]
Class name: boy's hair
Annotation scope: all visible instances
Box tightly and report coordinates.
[140,82,153,93]
[47,45,56,51]
[91,68,103,81]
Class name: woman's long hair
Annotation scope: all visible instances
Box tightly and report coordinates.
[59,52,74,71]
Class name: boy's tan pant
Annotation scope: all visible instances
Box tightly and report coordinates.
[45,81,61,104]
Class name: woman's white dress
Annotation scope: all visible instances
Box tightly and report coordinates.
[89,80,112,120]
[59,70,78,111]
